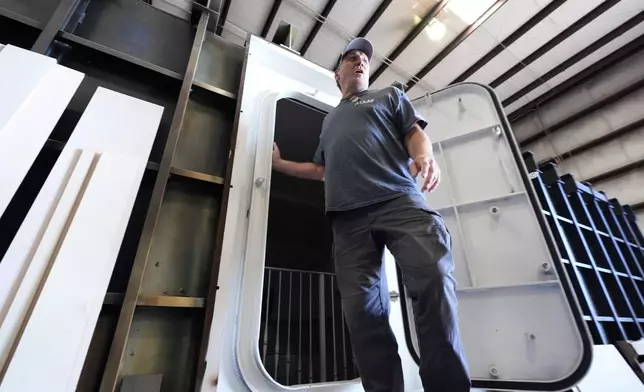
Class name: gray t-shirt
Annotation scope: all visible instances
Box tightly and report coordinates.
[313,86,427,212]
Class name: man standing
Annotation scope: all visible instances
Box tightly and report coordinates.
[272,38,470,391]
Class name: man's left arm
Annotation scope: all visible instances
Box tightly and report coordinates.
[392,87,440,193]
[405,125,440,193]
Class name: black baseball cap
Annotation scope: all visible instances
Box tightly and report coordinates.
[335,37,374,69]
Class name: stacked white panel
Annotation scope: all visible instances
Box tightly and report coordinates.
[0,88,163,392]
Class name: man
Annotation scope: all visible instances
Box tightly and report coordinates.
[272,37,470,391]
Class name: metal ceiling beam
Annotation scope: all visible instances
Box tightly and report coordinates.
[539,118,644,166]
[490,0,619,89]
[519,77,644,146]
[508,34,644,123]
[631,201,644,212]
[357,0,393,37]
[405,0,508,91]
[261,0,283,38]
[450,0,567,85]
[586,158,644,184]
[300,0,338,55]
[370,0,450,83]
[503,10,644,107]
[216,0,232,35]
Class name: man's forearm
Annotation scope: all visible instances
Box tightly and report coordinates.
[405,124,433,159]
[273,159,325,181]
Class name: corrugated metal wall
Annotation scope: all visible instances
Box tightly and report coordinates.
[512,50,644,233]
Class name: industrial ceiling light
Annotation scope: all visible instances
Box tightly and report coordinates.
[413,14,446,41]
[446,0,496,24]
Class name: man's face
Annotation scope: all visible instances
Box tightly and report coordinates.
[335,50,370,93]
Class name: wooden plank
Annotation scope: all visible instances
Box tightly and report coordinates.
[0,45,83,217]
[0,88,163,391]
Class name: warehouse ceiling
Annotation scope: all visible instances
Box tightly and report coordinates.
[158,0,644,120]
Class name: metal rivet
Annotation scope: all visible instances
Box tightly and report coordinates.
[155,261,160,267]
[180,288,186,294]
[489,206,499,215]
[163,288,169,294]
[527,333,536,340]
[493,126,502,138]
[541,262,553,274]
[130,351,135,356]
[489,365,499,378]
[255,177,266,187]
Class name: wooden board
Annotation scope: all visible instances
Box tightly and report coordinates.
[0,88,163,391]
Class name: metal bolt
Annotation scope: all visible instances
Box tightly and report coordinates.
[541,262,553,274]
[389,290,400,302]
[493,126,502,137]
[163,288,169,294]
[255,177,266,187]
[528,333,536,340]
[180,288,186,294]
[489,365,499,378]
[130,351,135,356]
[490,206,499,215]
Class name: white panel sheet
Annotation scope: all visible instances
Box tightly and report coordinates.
[0,45,83,218]
[0,88,163,392]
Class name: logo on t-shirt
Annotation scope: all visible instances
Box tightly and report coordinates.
[350,96,374,106]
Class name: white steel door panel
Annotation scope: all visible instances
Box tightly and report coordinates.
[439,129,521,205]
[201,36,590,392]
[0,45,83,218]
[457,198,555,287]
[403,83,591,391]
[0,88,162,392]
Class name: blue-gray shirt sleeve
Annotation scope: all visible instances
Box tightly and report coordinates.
[313,143,324,165]
[392,87,427,139]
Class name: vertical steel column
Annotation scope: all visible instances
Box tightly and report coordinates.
[286,271,293,383]
[297,272,303,384]
[274,270,283,377]
[318,274,326,382]
[99,12,210,392]
[31,0,82,54]
[308,273,313,383]
[330,277,337,381]
[262,269,273,363]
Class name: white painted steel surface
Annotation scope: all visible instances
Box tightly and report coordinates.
[405,85,589,389]
[0,88,163,392]
[0,45,83,219]
[201,36,590,391]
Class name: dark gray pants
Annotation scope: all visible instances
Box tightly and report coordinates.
[330,194,470,392]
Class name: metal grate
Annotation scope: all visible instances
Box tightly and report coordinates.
[259,267,359,385]
[525,152,644,344]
